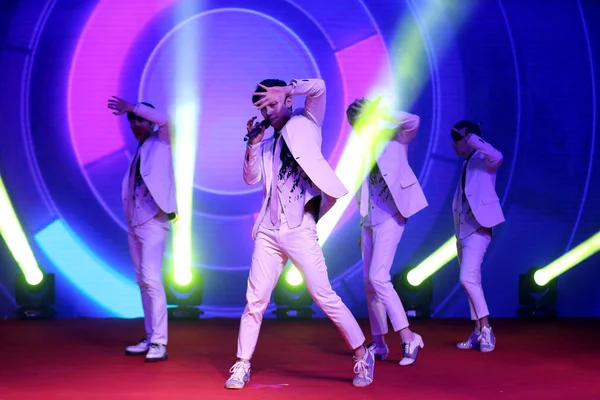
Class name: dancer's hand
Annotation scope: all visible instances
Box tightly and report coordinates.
[253,84,292,113]
[349,97,382,122]
[108,96,135,115]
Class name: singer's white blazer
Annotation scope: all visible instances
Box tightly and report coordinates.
[243,78,348,240]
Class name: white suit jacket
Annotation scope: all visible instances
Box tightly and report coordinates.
[121,104,177,216]
[452,135,505,229]
[355,110,428,218]
[243,78,348,240]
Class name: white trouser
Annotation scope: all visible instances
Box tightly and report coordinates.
[457,228,492,320]
[362,214,409,335]
[237,212,365,360]
[128,217,169,345]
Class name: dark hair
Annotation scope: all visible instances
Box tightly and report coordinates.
[451,120,482,141]
[251,79,287,104]
[127,102,155,121]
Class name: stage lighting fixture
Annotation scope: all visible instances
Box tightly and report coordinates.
[0,175,44,286]
[273,266,314,320]
[393,268,433,319]
[517,267,557,319]
[15,273,55,319]
[534,231,600,286]
[164,269,203,319]
[406,238,456,287]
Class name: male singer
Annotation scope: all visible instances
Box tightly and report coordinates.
[346,98,427,366]
[225,79,374,389]
[451,120,504,352]
[107,97,177,362]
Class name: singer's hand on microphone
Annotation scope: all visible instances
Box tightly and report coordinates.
[246,117,265,145]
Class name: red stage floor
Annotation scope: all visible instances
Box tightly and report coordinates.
[1,318,598,399]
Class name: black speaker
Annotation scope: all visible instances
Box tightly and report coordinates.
[15,273,55,319]
[273,270,314,320]
[393,269,433,319]
[517,268,557,319]
[163,270,204,319]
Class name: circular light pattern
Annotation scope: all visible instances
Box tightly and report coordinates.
[407,269,422,287]
[534,270,549,287]
[26,269,44,286]
[138,8,321,196]
[285,267,304,287]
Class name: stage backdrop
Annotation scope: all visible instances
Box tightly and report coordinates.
[1,0,599,319]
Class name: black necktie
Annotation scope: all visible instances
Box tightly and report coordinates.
[134,145,143,189]
[461,151,475,201]
[270,131,281,224]
[461,161,468,201]
[272,130,280,155]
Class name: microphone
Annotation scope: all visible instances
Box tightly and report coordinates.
[244,120,271,142]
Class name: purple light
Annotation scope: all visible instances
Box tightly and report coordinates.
[68,0,179,166]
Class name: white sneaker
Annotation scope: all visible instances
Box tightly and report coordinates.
[456,329,480,350]
[352,347,375,387]
[225,360,251,389]
[145,343,167,362]
[125,338,149,355]
[399,333,424,366]
[478,326,496,353]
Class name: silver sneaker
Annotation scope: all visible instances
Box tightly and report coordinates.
[456,329,480,350]
[225,360,251,389]
[399,333,424,366]
[352,347,375,387]
[145,343,167,362]
[478,326,496,352]
[367,342,389,361]
[125,338,149,355]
